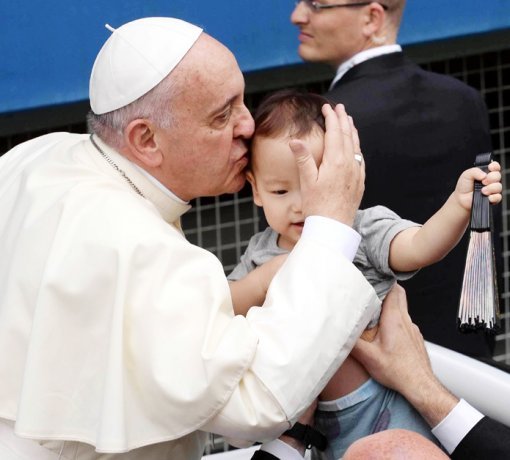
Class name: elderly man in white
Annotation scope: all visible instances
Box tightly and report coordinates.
[0,17,378,459]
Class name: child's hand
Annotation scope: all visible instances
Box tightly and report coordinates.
[454,161,502,211]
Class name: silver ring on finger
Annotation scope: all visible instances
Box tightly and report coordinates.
[354,153,363,164]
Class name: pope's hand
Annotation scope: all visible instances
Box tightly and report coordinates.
[289,104,365,227]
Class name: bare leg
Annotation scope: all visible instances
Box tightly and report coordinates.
[319,356,370,400]
[319,327,377,401]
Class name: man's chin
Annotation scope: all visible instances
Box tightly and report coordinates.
[298,45,322,64]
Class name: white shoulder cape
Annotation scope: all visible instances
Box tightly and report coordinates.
[0,133,258,452]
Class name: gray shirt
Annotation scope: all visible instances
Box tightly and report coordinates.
[229,206,420,326]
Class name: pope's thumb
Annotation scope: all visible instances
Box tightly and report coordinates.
[289,139,317,187]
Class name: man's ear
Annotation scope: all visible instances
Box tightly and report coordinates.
[123,119,163,168]
[361,3,386,42]
[246,170,263,207]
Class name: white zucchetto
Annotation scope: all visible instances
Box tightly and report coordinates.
[89,17,202,115]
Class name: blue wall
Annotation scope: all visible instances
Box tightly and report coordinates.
[1,0,509,114]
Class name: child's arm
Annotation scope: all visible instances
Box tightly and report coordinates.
[389,162,502,272]
[229,254,287,316]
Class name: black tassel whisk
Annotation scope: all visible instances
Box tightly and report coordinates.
[458,152,500,332]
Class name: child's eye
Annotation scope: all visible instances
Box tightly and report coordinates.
[272,190,287,195]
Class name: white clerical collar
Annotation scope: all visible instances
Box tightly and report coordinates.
[329,44,402,90]
[131,162,188,205]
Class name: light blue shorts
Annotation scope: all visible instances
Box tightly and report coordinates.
[313,378,440,459]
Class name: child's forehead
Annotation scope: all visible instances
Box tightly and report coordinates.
[251,129,324,168]
[251,134,292,161]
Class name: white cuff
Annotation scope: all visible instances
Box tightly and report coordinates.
[431,399,484,454]
[259,439,305,459]
[302,216,361,262]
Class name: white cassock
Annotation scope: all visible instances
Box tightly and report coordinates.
[0,133,380,459]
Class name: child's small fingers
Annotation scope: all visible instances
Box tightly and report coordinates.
[482,182,503,196]
[485,182,503,192]
[488,193,502,204]
[488,161,501,172]
[488,170,501,181]
[482,170,501,185]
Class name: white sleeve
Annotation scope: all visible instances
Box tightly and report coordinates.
[431,399,484,454]
[204,215,381,442]
[302,216,361,262]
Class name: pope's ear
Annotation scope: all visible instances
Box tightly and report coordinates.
[246,170,263,207]
[123,119,163,168]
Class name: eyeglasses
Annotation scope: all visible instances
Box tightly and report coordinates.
[296,0,388,11]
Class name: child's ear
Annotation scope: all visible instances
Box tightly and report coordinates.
[246,171,263,207]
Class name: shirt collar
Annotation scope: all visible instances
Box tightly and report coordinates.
[329,44,402,90]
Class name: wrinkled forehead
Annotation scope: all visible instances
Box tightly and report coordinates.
[179,33,241,82]
[170,34,245,112]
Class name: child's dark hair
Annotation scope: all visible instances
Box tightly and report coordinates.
[253,89,333,139]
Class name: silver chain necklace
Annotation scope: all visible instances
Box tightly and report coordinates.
[90,134,145,198]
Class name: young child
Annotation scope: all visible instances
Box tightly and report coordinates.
[228,90,502,459]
